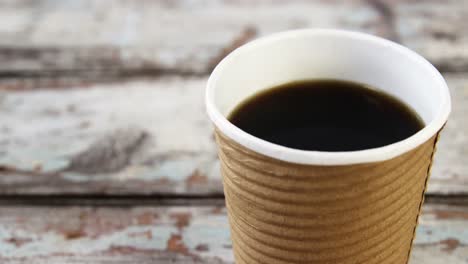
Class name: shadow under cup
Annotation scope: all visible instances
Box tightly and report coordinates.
[206,30,451,264]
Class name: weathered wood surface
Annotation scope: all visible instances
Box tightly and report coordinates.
[0,0,467,84]
[0,203,466,263]
[0,0,465,262]
[430,74,468,195]
[0,74,467,195]
[0,0,379,78]
[392,0,468,72]
[0,77,221,195]
[0,205,232,264]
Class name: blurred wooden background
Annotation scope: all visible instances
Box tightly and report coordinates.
[0,0,467,263]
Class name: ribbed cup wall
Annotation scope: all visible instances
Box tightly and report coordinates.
[215,130,438,264]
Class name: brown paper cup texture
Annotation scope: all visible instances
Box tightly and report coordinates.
[206,30,451,264]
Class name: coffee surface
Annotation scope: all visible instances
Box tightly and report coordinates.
[228,80,424,151]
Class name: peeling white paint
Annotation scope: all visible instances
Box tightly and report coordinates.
[0,225,175,257]
[183,214,233,263]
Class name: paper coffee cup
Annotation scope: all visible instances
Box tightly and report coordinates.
[206,29,451,264]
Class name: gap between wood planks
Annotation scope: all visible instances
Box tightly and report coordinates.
[0,26,258,90]
[0,194,225,207]
[0,193,466,207]
[0,64,466,92]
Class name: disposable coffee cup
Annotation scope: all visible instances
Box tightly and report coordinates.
[206,29,451,264]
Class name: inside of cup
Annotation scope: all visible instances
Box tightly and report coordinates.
[212,32,447,125]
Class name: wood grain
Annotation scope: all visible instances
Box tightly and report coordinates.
[430,73,468,194]
[0,204,466,263]
[0,74,466,195]
[0,0,377,77]
[0,77,221,195]
[0,1,465,263]
[391,0,468,72]
[0,0,466,81]
[0,205,233,264]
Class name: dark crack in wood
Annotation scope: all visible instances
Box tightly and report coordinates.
[0,194,226,207]
[66,128,149,174]
[367,0,400,42]
[208,26,257,72]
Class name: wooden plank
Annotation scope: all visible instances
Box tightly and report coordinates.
[0,74,466,195]
[0,205,233,264]
[429,73,468,194]
[0,0,380,76]
[390,0,468,72]
[410,203,468,264]
[0,0,467,78]
[0,77,222,195]
[0,203,466,263]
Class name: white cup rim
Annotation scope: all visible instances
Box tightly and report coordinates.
[206,29,451,166]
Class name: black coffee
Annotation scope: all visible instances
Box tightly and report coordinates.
[228,80,424,151]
